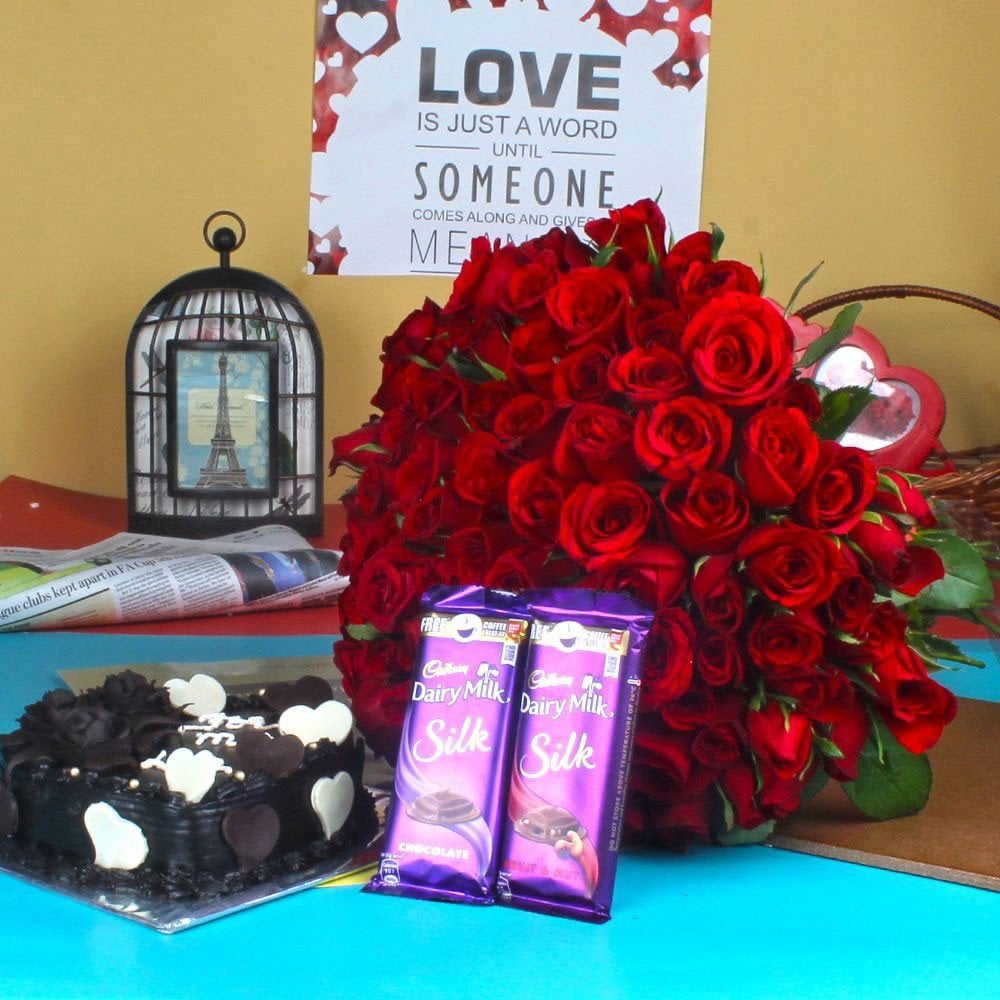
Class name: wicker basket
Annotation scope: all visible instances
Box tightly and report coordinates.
[795,284,1000,551]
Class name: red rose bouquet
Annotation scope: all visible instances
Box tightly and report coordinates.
[330,200,995,847]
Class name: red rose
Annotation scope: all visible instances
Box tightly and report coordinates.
[626,297,685,350]
[507,460,569,546]
[506,317,564,394]
[849,518,945,596]
[872,470,937,528]
[738,522,840,609]
[453,431,512,508]
[694,632,745,687]
[720,761,766,831]
[554,402,641,482]
[680,292,794,407]
[661,683,718,731]
[330,418,383,475]
[551,343,614,403]
[824,571,875,637]
[461,378,514,431]
[692,722,744,771]
[677,258,761,314]
[639,608,696,711]
[482,543,575,592]
[824,702,870,781]
[350,544,437,634]
[851,601,909,663]
[796,441,877,534]
[662,471,750,555]
[691,554,745,633]
[445,522,519,581]
[634,395,732,482]
[503,248,560,315]
[773,379,823,422]
[493,393,562,457]
[558,480,654,570]
[747,610,825,677]
[770,666,856,724]
[584,197,666,265]
[871,644,957,754]
[608,345,689,404]
[399,484,475,543]
[545,266,632,346]
[748,701,813,781]
[343,671,410,761]
[736,405,820,507]
[586,541,688,610]
[443,235,496,313]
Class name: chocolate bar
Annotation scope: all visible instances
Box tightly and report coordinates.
[367,585,530,904]
[496,588,652,923]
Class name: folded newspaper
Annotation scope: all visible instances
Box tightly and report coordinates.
[0,525,348,632]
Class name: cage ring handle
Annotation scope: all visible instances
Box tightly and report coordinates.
[203,210,247,264]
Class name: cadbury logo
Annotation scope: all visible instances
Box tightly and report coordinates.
[423,659,470,679]
[528,669,572,690]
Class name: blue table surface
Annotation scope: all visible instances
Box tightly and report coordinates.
[1,631,998,1000]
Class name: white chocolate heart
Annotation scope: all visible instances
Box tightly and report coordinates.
[164,747,225,804]
[311,773,355,839]
[165,673,227,718]
[84,802,149,871]
[279,700,353,747]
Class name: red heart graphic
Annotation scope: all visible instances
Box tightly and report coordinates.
[789,314,946,472]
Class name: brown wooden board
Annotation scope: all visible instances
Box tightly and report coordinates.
[769,697,1000,891]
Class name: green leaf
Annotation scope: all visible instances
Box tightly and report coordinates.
[842,715,931,820]
[798,302,864,369]
[592,242,618,268]
[709,223,725,260]
[407,353,439,370]
[344,623,382,641]
[813,384,875,440]
[783,260,824,317]
[715,819,775,846]
[474,353,508,381]
[758,252,768,296]
[915,531,994,611]
[907,630,986,670]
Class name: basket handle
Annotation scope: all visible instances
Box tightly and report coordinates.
[795,283,1000,323]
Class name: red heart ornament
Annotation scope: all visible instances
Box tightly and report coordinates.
[789,314,946,472]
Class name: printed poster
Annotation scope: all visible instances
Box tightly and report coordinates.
[309,0,712,276]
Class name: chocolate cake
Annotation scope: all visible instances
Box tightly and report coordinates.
[0,670,377,900]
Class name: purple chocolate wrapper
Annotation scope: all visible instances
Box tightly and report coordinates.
[496,588,652,923]
[367,585,529,904]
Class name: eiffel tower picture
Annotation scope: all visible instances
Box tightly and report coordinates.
[195,353,252,490]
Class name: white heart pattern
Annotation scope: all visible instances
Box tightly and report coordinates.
[165,673,227,718]
[336,11,388,54]
[311,773,355,840]
[279,700,353,747]
[84,802,149,870]
[164,747,225,804]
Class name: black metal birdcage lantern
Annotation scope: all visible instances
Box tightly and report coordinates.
[126,211,323,538]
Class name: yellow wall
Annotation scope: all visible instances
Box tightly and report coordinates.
[1,1,996,501]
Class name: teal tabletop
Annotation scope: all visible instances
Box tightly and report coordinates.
[1,631,998,1000]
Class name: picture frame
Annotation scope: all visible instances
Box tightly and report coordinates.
[165,340,279,500]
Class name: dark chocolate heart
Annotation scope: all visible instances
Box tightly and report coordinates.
[0,784,18,837]
[222,804,280,872]
[261,675,335,712]
[236,729,304,779]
